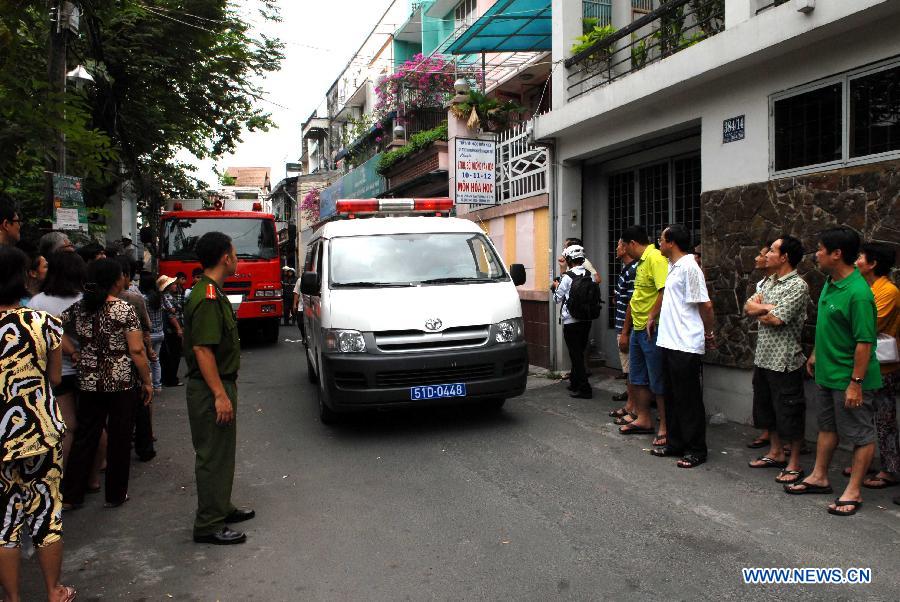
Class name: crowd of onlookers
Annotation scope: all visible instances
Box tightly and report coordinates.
[0,193,200,601]
[553,223,899,518]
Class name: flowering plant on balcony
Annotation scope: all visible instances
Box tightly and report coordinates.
[374,54,457,119]
[299,187,320,223]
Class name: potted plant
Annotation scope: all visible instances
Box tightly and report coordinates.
[450,90,525,133]
[571,21,616,73]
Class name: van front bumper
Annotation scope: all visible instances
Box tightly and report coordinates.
[321,343,528,410]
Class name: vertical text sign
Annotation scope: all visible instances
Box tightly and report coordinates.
[455,138,497,205]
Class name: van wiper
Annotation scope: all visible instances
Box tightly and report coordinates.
[418,277,487,284]
[333,281,411,288]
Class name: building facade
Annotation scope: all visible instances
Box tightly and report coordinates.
[534,0,900,422]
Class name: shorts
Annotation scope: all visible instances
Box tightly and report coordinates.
[751,367,806,441]
[618,350,630,375]
[52,374,78,397]
[0,445,63,548]
[629,329,665,395]
[816,386,876,446]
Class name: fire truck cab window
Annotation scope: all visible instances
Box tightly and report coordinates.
[162,217,277,260]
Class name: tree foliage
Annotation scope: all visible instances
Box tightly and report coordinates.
[0,0,284,222]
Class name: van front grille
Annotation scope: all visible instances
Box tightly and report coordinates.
[374,325,490,353]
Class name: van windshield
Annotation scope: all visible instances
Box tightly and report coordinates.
[329,233,507,287]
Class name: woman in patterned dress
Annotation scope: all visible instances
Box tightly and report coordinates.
[0,246,76,602]
[61,259,152,509]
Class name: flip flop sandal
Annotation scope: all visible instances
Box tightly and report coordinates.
[619,424,655,435]
[784,480,833,495]
[609,407,629,418]
[677,454,706,468]
[749,456,787,469]
[60,585,77,602]
[862,476,900,489]
[775,469,805,484]
[746,437,769,449]
[652,435,667,447]
[827,499,862,517]
[649,446,682,457]
[613,413,637,426]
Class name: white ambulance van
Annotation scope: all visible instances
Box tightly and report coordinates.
[300,198,528,423]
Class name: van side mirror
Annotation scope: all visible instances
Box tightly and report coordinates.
[510,264,526,287]
[300,271,321,295]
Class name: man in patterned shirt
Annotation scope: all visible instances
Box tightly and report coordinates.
[744,236,809,484]
[610,238,636,414]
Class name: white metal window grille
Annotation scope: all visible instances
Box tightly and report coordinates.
[455,0,478,28]
[607,171,635,328]
[495,121,550,204]
[639,162,669,244]
[770,57,900,177]
[673,155,702,249]
[605,153,702,326]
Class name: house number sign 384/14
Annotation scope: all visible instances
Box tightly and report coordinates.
[723,115,745,143]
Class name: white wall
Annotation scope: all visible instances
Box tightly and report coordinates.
[540,5,900,192]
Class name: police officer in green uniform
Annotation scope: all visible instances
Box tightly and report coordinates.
[183,231,255,545]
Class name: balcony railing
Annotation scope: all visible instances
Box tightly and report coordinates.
[566,0,725,101]
[495,121,549,205]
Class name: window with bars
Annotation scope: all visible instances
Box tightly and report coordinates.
[455,0,478,28]
[850,64,900,158]
[607,172,635,328]
[773,83,843,172]
[639,163,670,244]
[673,155,702,249]
[606,154,701,327]
[771,59,900,174]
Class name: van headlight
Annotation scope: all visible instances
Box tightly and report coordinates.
[494,318,524,343]
[325,329,367,353]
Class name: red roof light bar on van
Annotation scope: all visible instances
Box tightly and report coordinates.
[335,198,453,217]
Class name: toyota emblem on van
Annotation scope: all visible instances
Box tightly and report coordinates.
[425,318,443,331]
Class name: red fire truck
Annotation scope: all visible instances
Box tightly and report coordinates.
[159,202,282,343]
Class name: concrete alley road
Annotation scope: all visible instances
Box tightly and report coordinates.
[25,325,900,600]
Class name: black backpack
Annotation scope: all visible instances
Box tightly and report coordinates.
[565,270,603,320]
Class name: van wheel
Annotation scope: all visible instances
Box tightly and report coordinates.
[306,352,318,384]
[484,398,506,411]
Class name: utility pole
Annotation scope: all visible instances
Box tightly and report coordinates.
[46,0,70,216]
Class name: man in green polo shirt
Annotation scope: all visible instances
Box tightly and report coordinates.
[785,227,881,517]
[617,225,669,445]
[184,231,255,544]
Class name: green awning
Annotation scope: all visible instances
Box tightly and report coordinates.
[446,0,552,55]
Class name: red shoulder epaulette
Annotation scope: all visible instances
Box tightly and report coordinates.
[206,283,216,300]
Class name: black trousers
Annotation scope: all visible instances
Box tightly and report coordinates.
[64,388,137,505]
[134,393,154,459]
[564,321,592,394]
[161,332,183,386]
[661,348,707,457]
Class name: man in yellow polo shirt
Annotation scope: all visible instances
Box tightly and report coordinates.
[617,225,669,445]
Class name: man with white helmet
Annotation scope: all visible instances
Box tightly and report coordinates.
[552,244,594,399]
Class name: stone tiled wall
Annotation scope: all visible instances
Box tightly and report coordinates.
[701,160,900,369]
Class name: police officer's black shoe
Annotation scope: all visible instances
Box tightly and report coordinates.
[193,527,246,545]
[225,508,255,523]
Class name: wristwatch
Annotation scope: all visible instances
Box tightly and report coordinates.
[851,376,864,385]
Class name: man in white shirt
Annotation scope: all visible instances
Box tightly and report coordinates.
[551,245,593,399]
[652,224,716,468]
